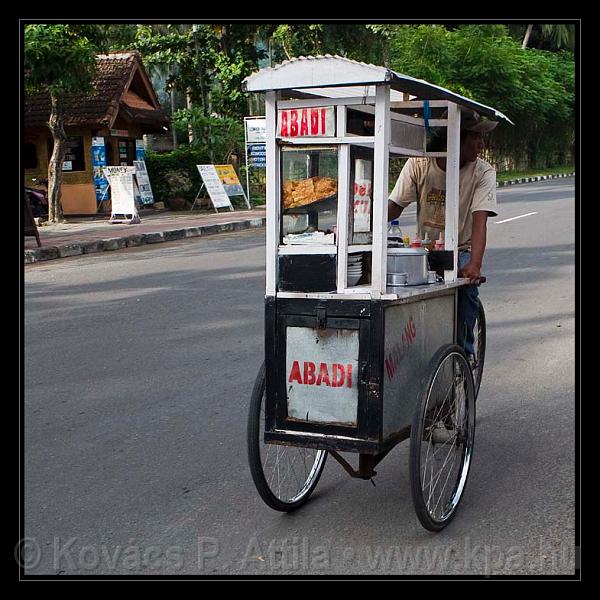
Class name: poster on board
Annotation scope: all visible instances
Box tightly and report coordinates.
[214,165,249,209]
[353,159,372,233]
[247,143,266,168]
[104,166,140,224]
[244,117,267,205]
[245,117,266,143]
[135,139,145,161]
[196,165,234,211]
[133,160,154,205]
[91,137,110,204]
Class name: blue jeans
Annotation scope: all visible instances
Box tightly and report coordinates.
[457,251,479,355]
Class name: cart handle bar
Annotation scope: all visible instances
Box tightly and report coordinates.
[461,275,486,286]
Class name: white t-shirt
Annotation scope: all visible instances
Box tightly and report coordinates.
[388,157,498,250]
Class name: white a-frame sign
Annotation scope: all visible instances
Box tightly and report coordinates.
[195,165,234,213]
[104,166,141,224]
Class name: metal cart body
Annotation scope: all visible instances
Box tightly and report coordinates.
[243,56,510,529]
[265,287,458,455]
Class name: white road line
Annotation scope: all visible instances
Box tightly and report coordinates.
[493,212,538,224]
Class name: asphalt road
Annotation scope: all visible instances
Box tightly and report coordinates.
[23,177,576,577]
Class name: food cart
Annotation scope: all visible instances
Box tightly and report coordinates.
[242,55,511,531]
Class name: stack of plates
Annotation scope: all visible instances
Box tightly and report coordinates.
[347,254,363,286]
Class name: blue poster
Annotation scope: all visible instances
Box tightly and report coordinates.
[136,139,145,161]
[247,143,266,168]
[92,137,110,202]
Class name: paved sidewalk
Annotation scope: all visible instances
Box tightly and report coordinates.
[24,206,266,264]
[24,172,574,264]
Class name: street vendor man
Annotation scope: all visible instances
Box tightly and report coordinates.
[387,108,499,361]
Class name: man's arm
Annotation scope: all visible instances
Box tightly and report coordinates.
[459,211,488,282]
[388,158,417,221]
[388,200,404,221]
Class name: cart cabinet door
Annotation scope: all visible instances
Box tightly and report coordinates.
[271,312,370,437]
[382,294,455,437]
[286,326,360,425]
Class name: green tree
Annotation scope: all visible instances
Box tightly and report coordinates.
[96,24,138,50]
[270,23,385,65]
[369,24,574,169]
[133,23,263,157]
[24,24,102,222]
[517,23,575,51]
[107,23,573,174]
[133,24,199,145]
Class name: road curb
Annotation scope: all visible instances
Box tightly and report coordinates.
[496,172,575,187]
[25,216,267,264]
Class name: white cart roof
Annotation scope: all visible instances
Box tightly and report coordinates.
[243,55,513,124]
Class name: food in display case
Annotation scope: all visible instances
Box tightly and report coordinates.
[281,147,338,244]
[283,176,338,209]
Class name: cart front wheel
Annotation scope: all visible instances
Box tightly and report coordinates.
[409,344,476,531]
[247,362,327,512]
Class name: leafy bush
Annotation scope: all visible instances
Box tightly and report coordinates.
[144,110,249,206]
[171,108,246,163]
[163,170,194,197]
[383,24,575,170]
[144,146,211,203]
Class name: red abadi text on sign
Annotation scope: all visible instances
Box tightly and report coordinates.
[278,107,335,137]
[288,361,353,388]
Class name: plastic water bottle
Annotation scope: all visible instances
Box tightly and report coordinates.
[387,219,403,247]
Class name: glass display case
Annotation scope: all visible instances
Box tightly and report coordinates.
[345,147,374,288]
[350,147,374,246]
[281,146,338,245]
[277,143,378,291]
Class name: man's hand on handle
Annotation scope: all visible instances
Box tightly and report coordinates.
[458,261,486,285]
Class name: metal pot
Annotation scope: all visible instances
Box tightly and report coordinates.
[387,247,429,285]
[387,272,408,286]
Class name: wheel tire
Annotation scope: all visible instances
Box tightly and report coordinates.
[409,344,476,531]
[247,362,327,512]
[472,301,486,399]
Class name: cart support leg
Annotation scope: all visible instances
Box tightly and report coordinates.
[328,450,392,480]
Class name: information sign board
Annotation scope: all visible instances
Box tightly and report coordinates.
[133,160,154,205]
[104,166,140,224]
[196,165,234,211]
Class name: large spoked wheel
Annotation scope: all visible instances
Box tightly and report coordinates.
[471,301,486,399]
[409,344,476,532]
[247,362,327,512]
